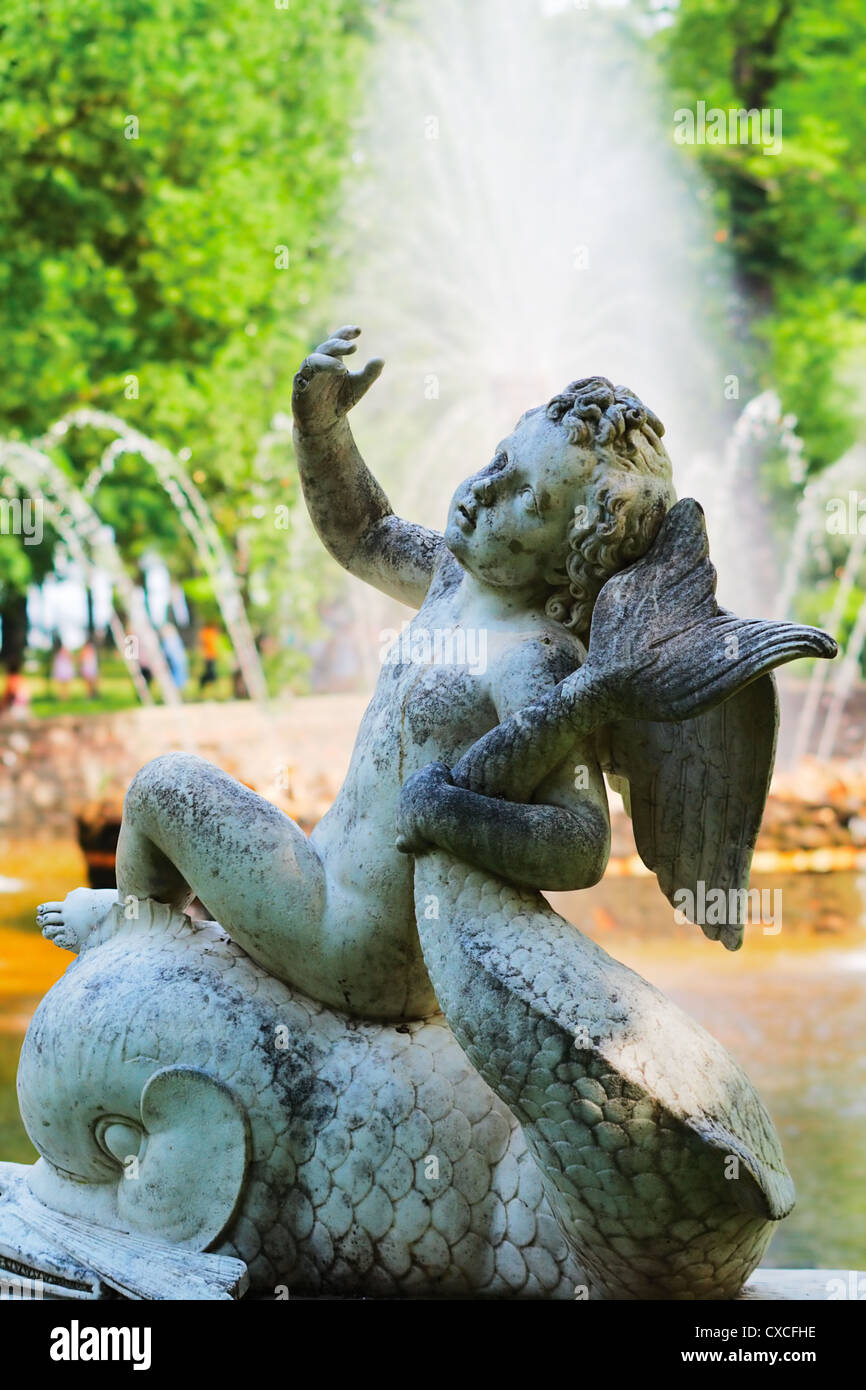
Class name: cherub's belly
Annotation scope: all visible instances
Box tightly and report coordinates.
[308,654,498,1020]
[311,795,436,1020]
[319,850,437,1020]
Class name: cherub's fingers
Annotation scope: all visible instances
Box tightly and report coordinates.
[455,763,491,797]
[348,356,384,405]
[314,337,359,358]
[332,325,361,340]
[304,352,347,373]
[452,750,483,793]
[395,831,432,856]
[452,730,503,793]
[293,353,347,393]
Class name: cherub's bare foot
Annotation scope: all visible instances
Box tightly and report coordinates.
[37,888,119,954]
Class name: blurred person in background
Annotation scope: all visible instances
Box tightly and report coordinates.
[80,641,99,698]
[0,661,29,718]
[51,642,75,700]
[162,622,188,689]
[198,622,219,692]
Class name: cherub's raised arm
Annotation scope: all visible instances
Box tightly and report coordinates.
[292,326,443,608]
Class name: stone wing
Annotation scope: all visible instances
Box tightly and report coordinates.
[597,674,779,951]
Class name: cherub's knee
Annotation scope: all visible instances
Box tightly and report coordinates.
[124,752,208,824]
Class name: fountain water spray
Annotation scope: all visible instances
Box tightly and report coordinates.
[0,440,179,705]
[816,599,866,762]
[774,479,826,625]
[792,528,866,762]
[42,409,269,703]
[721,391,803,612]
[770,444,866,760]
[333,0,748,633]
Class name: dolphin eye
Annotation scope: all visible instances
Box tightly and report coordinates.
[94,1115,143,1167]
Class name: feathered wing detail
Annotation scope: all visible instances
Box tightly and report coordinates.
[598,673,779,951]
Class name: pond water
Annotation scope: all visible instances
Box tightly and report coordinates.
[1,841,864,1276]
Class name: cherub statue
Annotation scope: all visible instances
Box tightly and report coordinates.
[44,326,831,996]
[18,327,835,1300]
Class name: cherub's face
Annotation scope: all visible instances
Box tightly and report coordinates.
[445,408,592,589]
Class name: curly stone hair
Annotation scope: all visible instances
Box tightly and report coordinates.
[542,376,675,639]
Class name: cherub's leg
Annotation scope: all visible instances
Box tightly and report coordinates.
[115,752,327,993]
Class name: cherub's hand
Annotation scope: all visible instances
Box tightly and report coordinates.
[395,761,454,855]
[451,723,521,800]
[292,325,384,436]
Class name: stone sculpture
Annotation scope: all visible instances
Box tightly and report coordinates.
[0,328,836,1299]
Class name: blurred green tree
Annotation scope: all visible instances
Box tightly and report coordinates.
[0,0,373,677]
[650,0,866,473]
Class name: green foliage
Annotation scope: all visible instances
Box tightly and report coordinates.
[650,0,866,471]
[0,0,372,668]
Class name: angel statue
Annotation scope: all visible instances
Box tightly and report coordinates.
[0,327,835,1302]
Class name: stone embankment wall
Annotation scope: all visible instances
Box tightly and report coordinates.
[0,697,864,866]
[0,696,367,842]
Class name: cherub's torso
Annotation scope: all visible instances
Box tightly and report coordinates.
[311,552,588,1018]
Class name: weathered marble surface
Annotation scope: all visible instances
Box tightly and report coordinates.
[6,901,586,1299]
[0,852,807,1301]
[0,332,839,1299]
[414,852,793,1299]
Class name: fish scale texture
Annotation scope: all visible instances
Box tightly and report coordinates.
[18,903,585,1299]
[413,853,794,1298]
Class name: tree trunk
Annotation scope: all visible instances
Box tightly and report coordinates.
[0,590,29,669]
